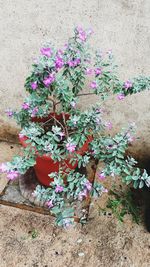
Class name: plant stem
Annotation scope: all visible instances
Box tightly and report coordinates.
[62,112,69,138]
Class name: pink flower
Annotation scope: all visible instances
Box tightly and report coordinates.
[18,133,24,139]
[63,218,72,228]
[95,68,102,76]
[117,93,125,100]
[90,81,98,89]
[76,27,87,42]
[66,143,76,153]
[105,121,113,130]
[67,58,80,68]
[72,117,78,125]
[87,28,94,36]
[78,189,87,201]
[31,107,38,117]
[59,132,65,140]
[0,163,8,173]
[46,200,53,208]
[55,56,64,70]
[102,188,108,193]
[5,109,14,117]
[40,47,52,57]
[32,192,36,197]
[43,74,55,87]
[91,150,96,155]
[96,118,101,125]
[22,102,30,110]
[124,80,132,89]
[55,185,64,193]
[31,81,38,90]
[126,133,135,143]
[70,101,77,108]
[84,180,92,191]
[67,60,74,67]
[7,170,19,180]
[98,172,106,181]
[85,68,93,75]
[64,43,68,50]
[74,58,81,66]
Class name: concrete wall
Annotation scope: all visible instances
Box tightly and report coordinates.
[0,0,150,158]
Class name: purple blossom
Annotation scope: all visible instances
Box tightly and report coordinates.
[74,58,81,66]
[96,108,104,114]
[78,189,87,201]
[0,163,8,173]
[85,68,93,75]
[57,49,63,56]
[59,132,65,140]
[22,102,30,110]
[95,68,102,76]
[98,172,106,181]
[72,117,79,125]
[31,107,39,118]
[67,60,74,67]
[5,109,14,117]
[55,185,64,193]
[40,47,52,57]
[55,56,64,70]
[31,81,38,90]
[105,121,113,130]
[76,27,87,42]
[84,180,92,191]
[63,43,68,50]
[102,188,108,193]
[32,192,36,197]
[67,58,81,68]
[7,170,19,180]
[43,74,55,87]
[90,81,98,89]
[117,93,125,100]
[70,101,77,109]
[46,200,53,208]
[87,28,94,36]
[63,218,72,228]
[66,143,76,153]
[91,150,96,155]
[19,133,24,139]
[96,117,101,125]
[126,133,135,143]
[124,80,132,89]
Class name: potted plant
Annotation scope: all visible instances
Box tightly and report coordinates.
[1,26,150,227]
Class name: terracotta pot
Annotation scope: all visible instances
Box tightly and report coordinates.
[19,113,92,186]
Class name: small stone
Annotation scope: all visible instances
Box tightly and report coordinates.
[77,238,83,244]
[78,252,85,257]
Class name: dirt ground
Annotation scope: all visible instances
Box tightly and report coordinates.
[0,141,150,267]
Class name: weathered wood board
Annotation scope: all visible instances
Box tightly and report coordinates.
[0,159,98,221]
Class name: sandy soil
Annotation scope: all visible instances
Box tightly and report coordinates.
[1,205,150,267]
[0,142,150,267]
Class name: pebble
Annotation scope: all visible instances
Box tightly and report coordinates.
[78,252,85,257]
[77,238,83,244]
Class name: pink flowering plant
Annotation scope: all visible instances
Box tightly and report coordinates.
[1,27,150,226]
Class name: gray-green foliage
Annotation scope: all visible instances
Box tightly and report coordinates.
[2,26,150,226]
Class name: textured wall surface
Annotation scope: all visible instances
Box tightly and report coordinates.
[0,0,150,157]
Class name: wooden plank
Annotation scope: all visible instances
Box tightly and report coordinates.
[0,159,98,220]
